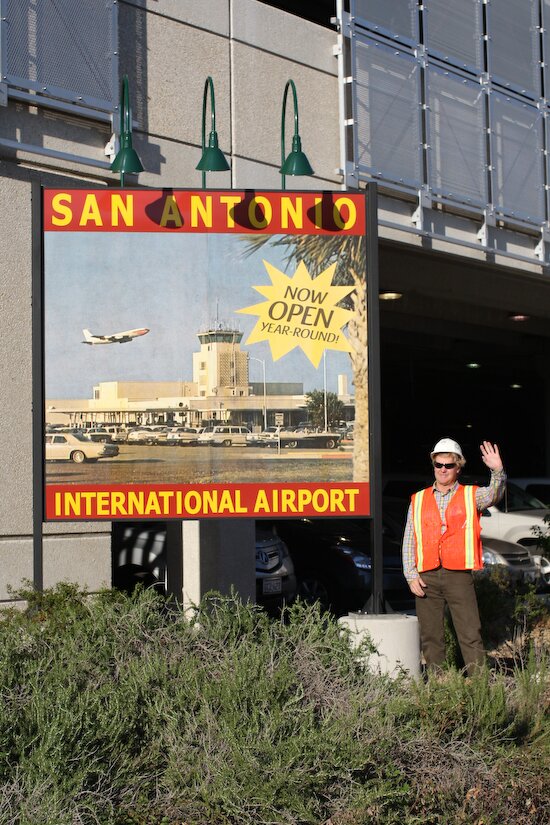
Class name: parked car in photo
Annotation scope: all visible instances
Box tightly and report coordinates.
[112,521,297,612]
[149,426,171,445]
[86,427,114,443]
[260,428,342,449]
[45,432,119,463]
[271,517,414,616]
[126,427,157,444]
[245,425,335,448]
[110,427,130,443]
[246,426,281,447]
[91,425,130,443]
[165,427,200,446]
[198,425,251,446]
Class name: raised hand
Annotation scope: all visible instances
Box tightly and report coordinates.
[480,441,503,472]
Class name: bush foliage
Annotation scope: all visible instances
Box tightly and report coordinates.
[0,584,548,825]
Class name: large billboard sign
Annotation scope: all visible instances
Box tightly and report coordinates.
[41,188,372,520]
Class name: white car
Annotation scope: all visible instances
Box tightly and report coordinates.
[126,428,157,444]
[198,425,251,446]
[45,432,119,463]
[477,481,548,550]
[165,427,199,446]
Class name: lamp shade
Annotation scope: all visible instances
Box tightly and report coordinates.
[279,134,314,177]
[196,130,230,172]
[110,145,144,174]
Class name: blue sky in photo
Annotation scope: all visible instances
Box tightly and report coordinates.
[44,232,355,399]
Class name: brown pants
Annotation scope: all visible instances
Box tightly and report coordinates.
[415,568,485,676]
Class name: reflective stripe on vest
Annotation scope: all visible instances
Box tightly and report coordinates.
[412,488,426,572]
[463,485,477,569]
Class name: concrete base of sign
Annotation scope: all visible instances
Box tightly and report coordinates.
[339,613,420,678]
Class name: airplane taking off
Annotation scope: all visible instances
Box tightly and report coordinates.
[82,328,149,345]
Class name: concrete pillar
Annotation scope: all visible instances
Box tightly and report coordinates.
[174,518,256,610]
[339,613,421,678]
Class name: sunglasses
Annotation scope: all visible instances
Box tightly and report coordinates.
[433,461,457,470]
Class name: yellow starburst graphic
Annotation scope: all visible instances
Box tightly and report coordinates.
[237,260,355,367]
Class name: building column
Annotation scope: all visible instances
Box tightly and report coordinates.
[168,518,256,610]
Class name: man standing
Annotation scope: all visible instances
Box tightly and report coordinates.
[402,438,505,675]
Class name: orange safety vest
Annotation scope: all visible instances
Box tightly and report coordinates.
[411,484,482,573]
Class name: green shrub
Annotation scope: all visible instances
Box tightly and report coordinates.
[0,584,547,825]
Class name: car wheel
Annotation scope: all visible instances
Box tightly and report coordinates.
[297,574,331,611]
[71,450,86,464]
[222,439,232,446]
[325,438,336,449]
[286,440,298,449]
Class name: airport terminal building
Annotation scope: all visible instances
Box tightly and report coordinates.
[46,324,353,430]
[2,1,550,602]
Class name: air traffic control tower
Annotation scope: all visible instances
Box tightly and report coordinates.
[192,326,250,399]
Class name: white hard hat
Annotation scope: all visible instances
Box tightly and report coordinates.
[430,437,463,459]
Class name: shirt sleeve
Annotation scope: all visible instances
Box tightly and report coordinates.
[475,469,507,511]
[401,501,418,581]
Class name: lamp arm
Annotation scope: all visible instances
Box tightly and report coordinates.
[281,79,299,190]
[119,75,132,148]
[202,76,217,151]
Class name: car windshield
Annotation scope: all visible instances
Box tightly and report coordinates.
[496,482,547,512]
[72,432,90,442]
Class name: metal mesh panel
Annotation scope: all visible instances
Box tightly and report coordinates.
[352,0,418,43]
[4,0,116,112]
[490,93,545,221]
[487,0,540,97]
[353,37,422,187]
[424,0,483,71]
[427,68,487,204]
[541,1,550,97]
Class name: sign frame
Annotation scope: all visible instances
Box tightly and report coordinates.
[35,185,380,525]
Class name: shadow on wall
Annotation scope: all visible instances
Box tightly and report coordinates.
[119,0,163,175]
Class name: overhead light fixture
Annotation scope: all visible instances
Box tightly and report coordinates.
[280,79,314,190]
[379,291,403,301]
[196,76,230,189]
[510,383,522,389]
[466,363,481,369]
[508,312,530,322]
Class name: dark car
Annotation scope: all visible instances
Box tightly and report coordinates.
[270,517,414,616]
[112,521,297,612]
[254,523,297,613]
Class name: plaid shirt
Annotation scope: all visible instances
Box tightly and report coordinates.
[402,470,507,581]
